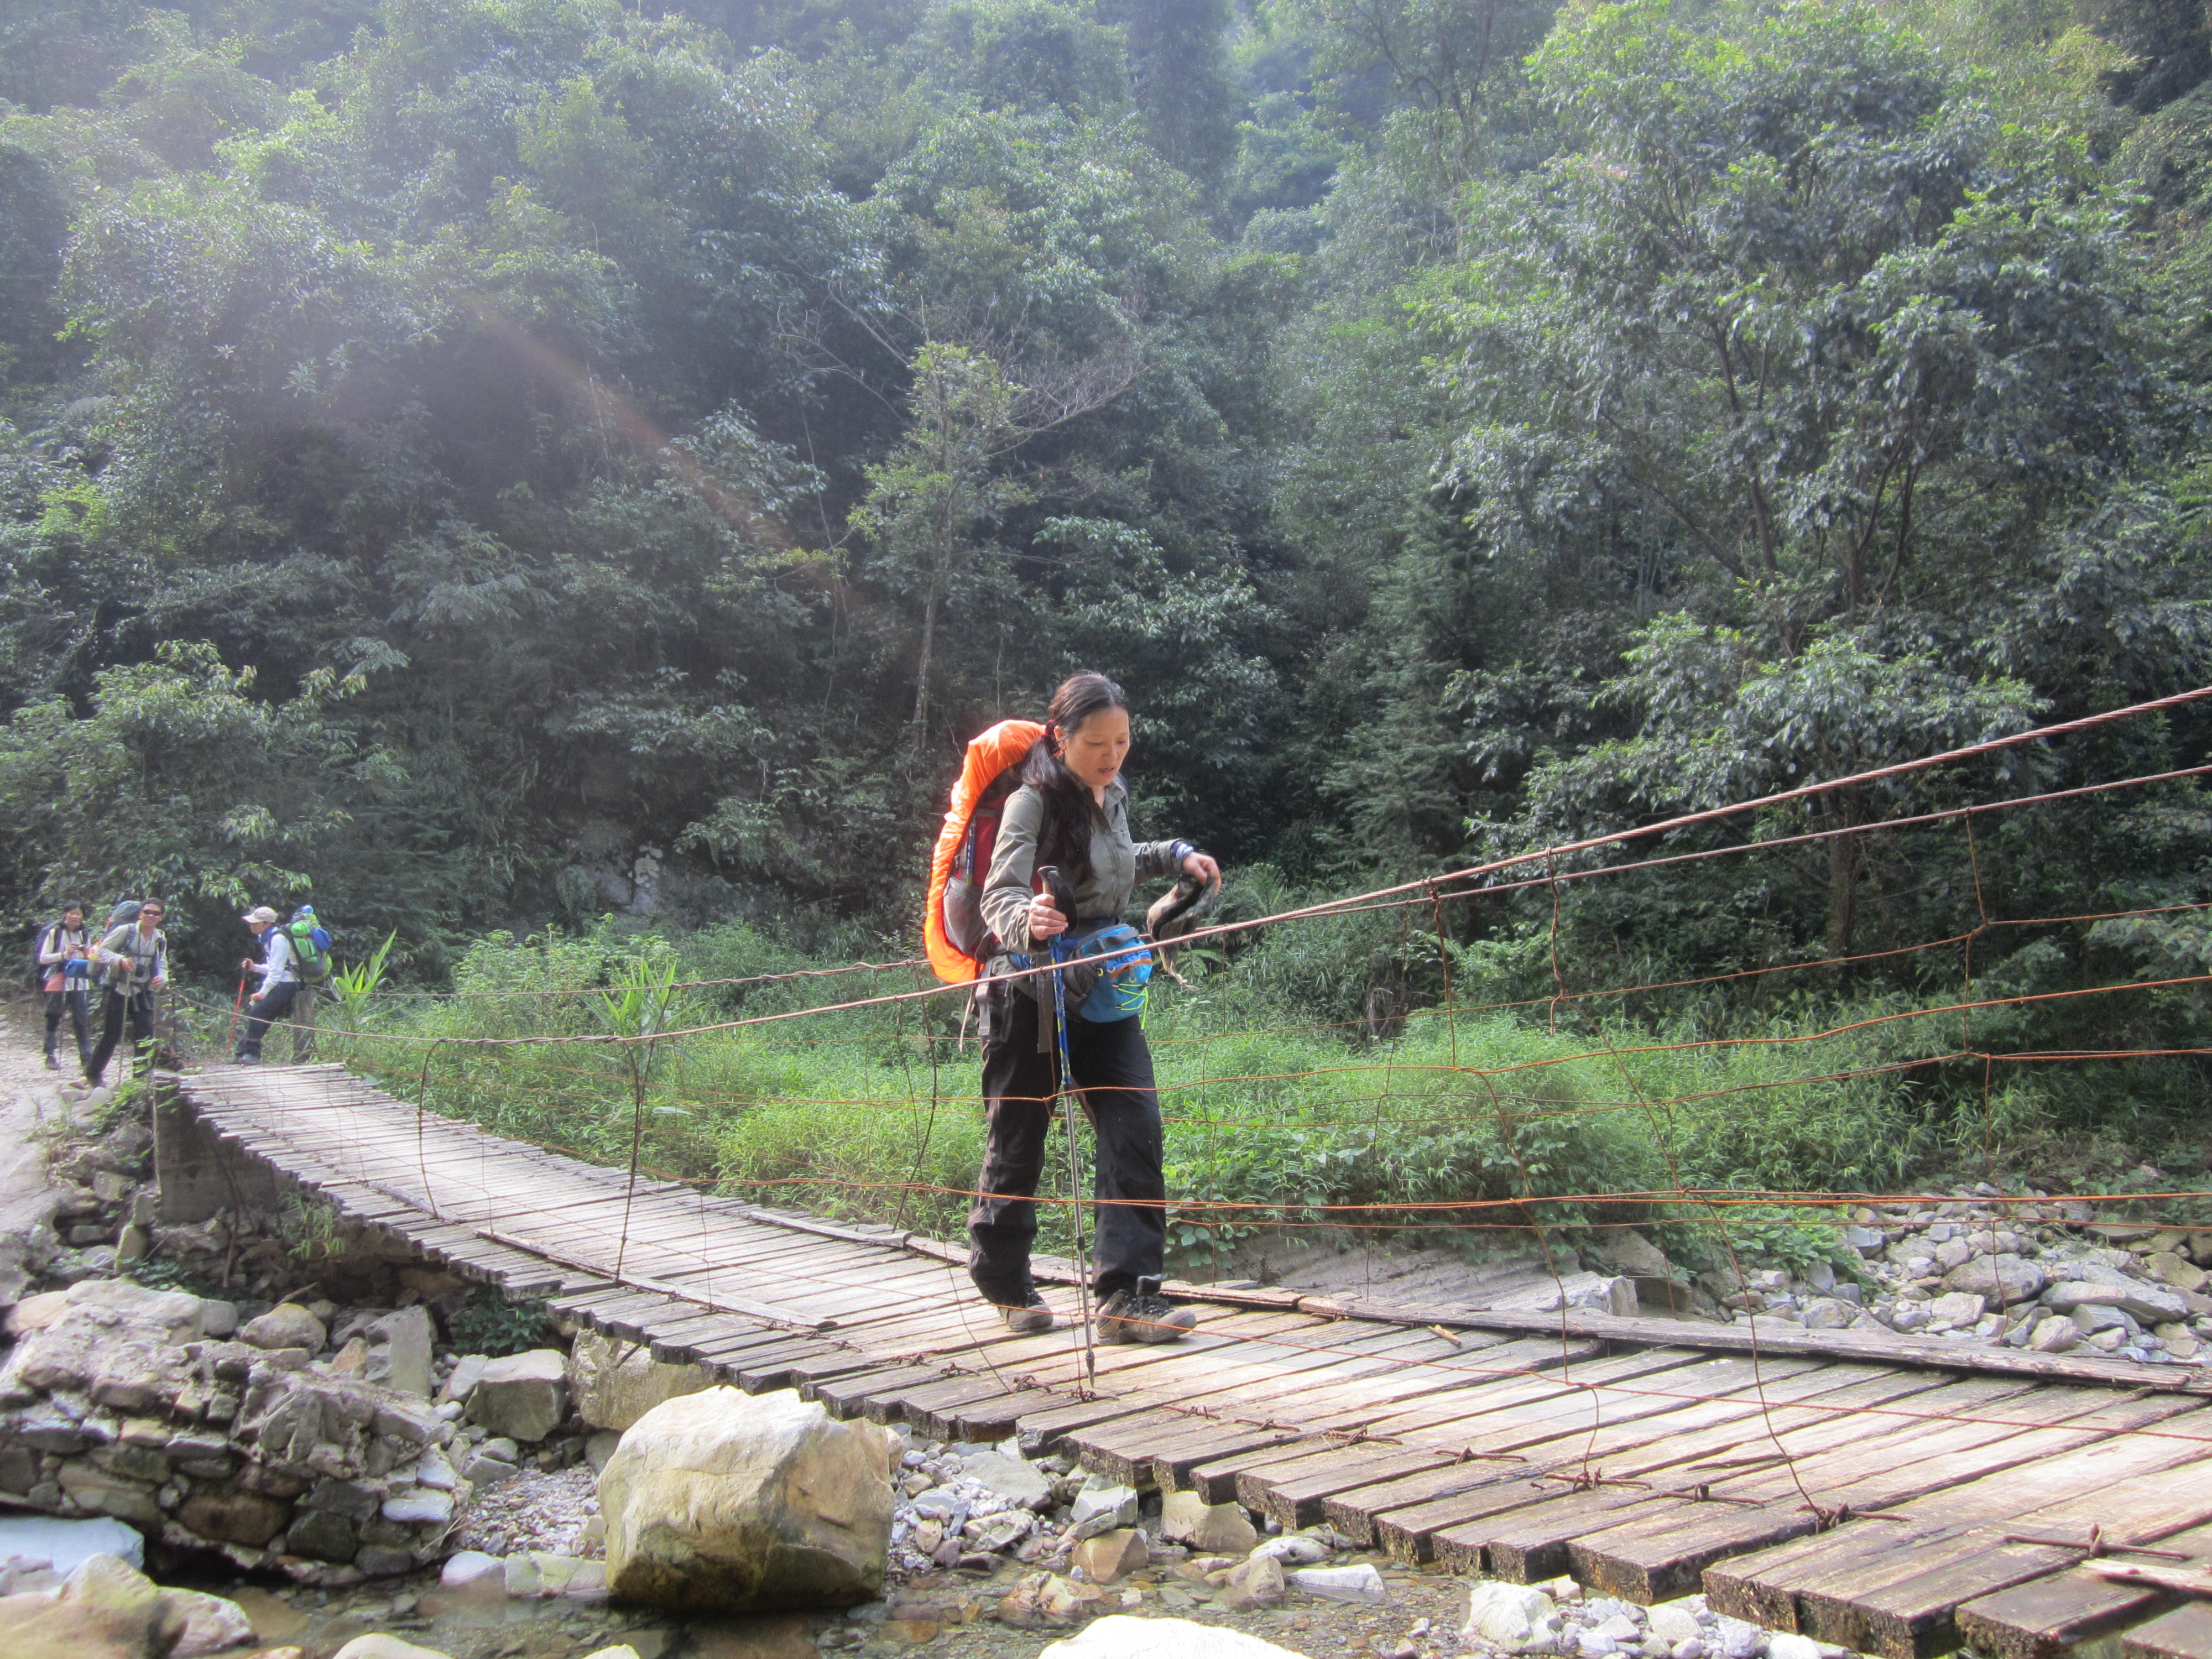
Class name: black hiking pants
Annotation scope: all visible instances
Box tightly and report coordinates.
[968,989,1166,1307]
[86,989,156,1083]
[43,988,90,1065]
[236,979,298,1061]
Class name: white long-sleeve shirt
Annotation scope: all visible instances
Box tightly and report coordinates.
[253,928,296,988]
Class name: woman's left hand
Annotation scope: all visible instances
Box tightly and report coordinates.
[1181,851,1220,886]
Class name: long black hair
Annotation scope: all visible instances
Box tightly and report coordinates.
[1021,671,1130,888]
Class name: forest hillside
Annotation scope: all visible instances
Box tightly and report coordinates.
[3,0,2210,1199]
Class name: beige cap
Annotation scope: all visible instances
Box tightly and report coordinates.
[242,906,279,924]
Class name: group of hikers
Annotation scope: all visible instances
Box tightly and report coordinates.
[30,899,329,1083]
[18,668,1208,1347]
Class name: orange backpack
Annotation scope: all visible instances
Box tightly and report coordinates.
[924,718,1046,983]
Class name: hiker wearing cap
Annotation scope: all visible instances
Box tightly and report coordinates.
[968,671,1221,1343]
[232,905,296,1065]
[35,901,93,1072]
[85,899,167,1086]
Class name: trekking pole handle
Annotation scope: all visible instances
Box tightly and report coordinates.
[1035,864,1078,941]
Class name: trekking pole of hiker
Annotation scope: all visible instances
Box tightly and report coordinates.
[1039,865,1097,1391]
[228,975,247,1051]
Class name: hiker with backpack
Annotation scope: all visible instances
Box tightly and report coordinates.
[84,898,167,1086]
[33,901,94,1072]
[950,671,1220,1343]
[233,903,331,1064]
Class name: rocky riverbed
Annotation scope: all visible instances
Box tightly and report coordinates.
[2,1009,2206,1659]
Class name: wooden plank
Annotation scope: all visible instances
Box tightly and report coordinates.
[1957,1566,2175,1659]
[806,1364,947,1419]
[2124,1604,2212,1659]
[1569,1388,2189,1606]
[1291,1335,1615,1436]
[1361,1347,1721,1443]
[1952,1517,2212,1659]
[1267,1292,2212,1396]
[1378,1476,1563,1564]
[1326,1459,1531,1545]
[1121,1421,1311,1489]
[1239,1444,1462,1530]
[926,1386,1080,1443]
[1721,1437,2212,1656]
[1462,1489,1668,1582]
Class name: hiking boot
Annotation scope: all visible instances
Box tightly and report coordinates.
[43,1053,57,1071]
[996,1292,1055,1335]
[1097,1278,1198,1344]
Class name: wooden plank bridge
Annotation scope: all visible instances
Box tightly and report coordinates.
[156,1065,2212,1659]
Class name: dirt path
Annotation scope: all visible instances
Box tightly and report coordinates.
[0,998,70,1243]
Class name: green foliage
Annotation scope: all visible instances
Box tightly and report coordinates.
[1,0,2209,1211]
[446,1294,559,1357]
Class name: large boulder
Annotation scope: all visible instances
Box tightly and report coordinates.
[5,1553,193,1659]
[567,1329,710,1432]
[1040,1615,1313,1657]
[598,1386,892,1610]
[467,1350,569,1443]
[1941,1254,2044,1305]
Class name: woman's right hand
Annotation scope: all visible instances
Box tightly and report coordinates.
[1027,893,1068,941]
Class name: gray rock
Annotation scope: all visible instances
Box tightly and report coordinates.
[241,1303,327,1353]
[599,1385,892,1610]
[354,1543,415,1577]
[1464,1582,1562,1651]
[285,1507,359,1563]
[2046,1280,2187,1326]
[363,1307,435,1397]
[382,1489,454,1526]
[1942,1254,2046,1305]
[467,1349,569,1443]
[461,1451,521,1487]
[1069,1483,1141,1540]
[1928,1290,1987,1327]
[1646,1601,1703,1646]
[1291,1563,1387,1604]
[1159,1489,1258,1553]
[2071,1303,2139,1335]
[196,1301,239,1339]
[411,1444,458,1491]
[963,1510,1036,1552]
[1798,1298,1857,1330]
[439,1353,488,1404]
[0,1514,145,1572]
[961,1449,1055,1509]
[2027,1318,2081,1353]
[568,1328,711,1432]
[305,1479,381,1523]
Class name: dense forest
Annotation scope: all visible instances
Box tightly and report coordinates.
[2,0,2208,1113]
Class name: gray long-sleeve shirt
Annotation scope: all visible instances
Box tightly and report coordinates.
[980,778,1187,959]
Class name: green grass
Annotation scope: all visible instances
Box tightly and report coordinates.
[327,915,1984,1279]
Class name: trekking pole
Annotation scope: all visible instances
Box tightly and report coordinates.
[1039,867,1097,1392]
[227,977,247,1051]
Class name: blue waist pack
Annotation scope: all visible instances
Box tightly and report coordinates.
[1013,922,1154,1022]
